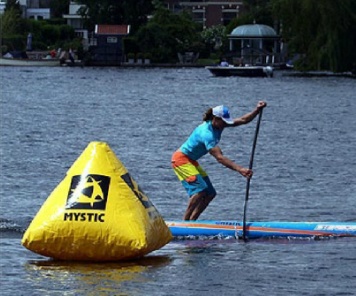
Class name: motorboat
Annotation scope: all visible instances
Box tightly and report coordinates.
[206,65,274,77]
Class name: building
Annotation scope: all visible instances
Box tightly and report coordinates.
[62,2,88,49]
[164,0,243,28]
[0,0,50,19]
[20,0,50,20]
[88,24,130,66]
[0,1,6,14]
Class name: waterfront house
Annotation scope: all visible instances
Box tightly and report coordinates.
[87,24,130,66]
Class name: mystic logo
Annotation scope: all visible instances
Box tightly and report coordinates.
[65,174,110,210]
[121,172,159,219]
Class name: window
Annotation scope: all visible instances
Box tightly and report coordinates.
[107,37,118,43]
[75,32,84,38]
[222,11,237,26]
[89,38,97,46]
[173,4,183,13]
[192,11,204,23]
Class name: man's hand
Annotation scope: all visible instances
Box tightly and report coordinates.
[257,101,267,110]
[239,167,253,179]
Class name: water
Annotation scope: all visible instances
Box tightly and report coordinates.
[0,66,355,296]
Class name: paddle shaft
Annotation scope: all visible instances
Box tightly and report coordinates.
[242,109,263,240]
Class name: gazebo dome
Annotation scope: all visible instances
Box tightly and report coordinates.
[230,24,277,37]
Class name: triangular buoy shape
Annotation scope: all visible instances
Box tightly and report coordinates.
[22,141,172,261]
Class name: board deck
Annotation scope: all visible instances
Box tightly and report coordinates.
[166,221,356,239]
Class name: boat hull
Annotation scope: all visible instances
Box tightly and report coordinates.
[206,66,273,77]
[0,57,59,67]
[166,220,356,239]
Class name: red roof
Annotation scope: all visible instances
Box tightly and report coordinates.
[95,25,130,35]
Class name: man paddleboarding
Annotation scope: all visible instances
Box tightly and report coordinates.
[171,101,267,220]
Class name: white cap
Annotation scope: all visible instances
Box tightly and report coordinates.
[212,105,234,124]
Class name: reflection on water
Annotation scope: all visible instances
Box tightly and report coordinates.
[25,255,172,295]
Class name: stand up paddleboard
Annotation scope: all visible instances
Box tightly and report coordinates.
[167,108,356,240]
[166,221,356,239]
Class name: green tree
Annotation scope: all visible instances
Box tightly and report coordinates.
[134,8,202,62]
[122,0,154,32]
[271,0,356,72]
[50,0,70,18]
[201,25,227,54]
[58,24,76,41]
[1,8,21,36]
[76,0,153,32]
[5,0,22,14]
[242,0,274,26]
[1,0,23,36]
[1,1,26,51]
[77,0,122,29]
[42,24,60,45]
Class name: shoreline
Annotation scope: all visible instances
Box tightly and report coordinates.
[1,58,354,78]
[283,71,356,79]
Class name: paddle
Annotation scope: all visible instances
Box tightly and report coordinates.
[242,108,263,241]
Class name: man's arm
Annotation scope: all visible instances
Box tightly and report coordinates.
[228,101,266,127]
[209,146,252,178]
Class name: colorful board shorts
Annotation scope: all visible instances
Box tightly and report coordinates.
[171,150,216,197]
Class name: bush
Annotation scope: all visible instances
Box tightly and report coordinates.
[32,41,47,50]
[127,53,135,59]
[123,37,140,54]
[0,10,78,52]
[46,18,66,26]
[42,24,60,45]
[144,52,152,59]
[1,34,25,51]
[59,25,75,41]
[1,45,8,54]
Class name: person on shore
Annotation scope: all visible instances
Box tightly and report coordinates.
[69,48,75,64]
[171,101,267,220]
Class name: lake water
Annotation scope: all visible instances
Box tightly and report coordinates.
[0,66,355,296]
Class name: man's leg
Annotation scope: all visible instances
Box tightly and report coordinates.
[184,191,206,220]
[189,194,215,220]
[184,192,216,220]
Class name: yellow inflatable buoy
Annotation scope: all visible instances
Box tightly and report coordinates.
[22,141,172,261]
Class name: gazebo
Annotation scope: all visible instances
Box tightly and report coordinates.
[228,23,282,65]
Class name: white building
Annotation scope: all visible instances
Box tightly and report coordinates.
[22,0,50,20]
[0,0,50,19]
[63,2,85,29]
[26,7,50,20]
[62,2,88,49]
[0,1,6,14]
